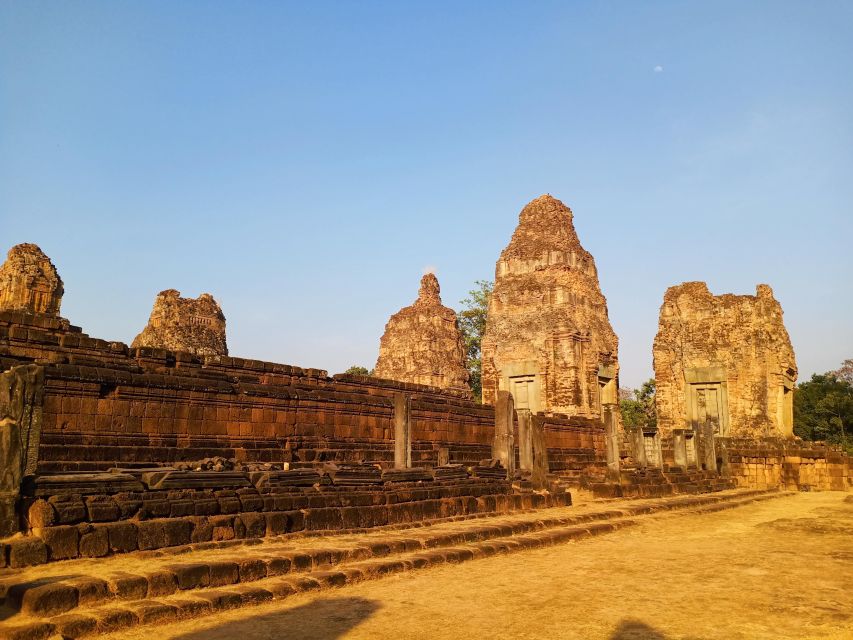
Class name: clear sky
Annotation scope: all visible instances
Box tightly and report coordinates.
[1,1,851,389]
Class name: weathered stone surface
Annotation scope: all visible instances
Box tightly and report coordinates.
[653,282,797,438]
[0,365,45,537]
[0,244,63,316]
[481,195,619,417]
[132,289,227,356]
[374,274,470,396]
[492,391,514,478]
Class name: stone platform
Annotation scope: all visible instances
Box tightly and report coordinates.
[10,474,575,568]
[580,466,737,499]
[0,488,788,640]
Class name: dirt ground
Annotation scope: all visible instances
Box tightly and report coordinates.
[106,492,853,640]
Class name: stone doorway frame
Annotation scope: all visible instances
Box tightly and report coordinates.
[684,366,730,437]
[500,360,541,415]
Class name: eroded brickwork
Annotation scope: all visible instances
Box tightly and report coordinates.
[481,195,620,417]
[132,289,228,357]
[0,244,64,316]
[653,282,797,438]
[723,438,851,491]
[374,274,470,397]
[0,310,602,474]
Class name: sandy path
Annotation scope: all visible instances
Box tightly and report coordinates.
[105,492,853,640]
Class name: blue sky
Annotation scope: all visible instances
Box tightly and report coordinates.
[1,1,851,388]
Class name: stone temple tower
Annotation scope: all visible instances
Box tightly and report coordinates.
[374,273,471,397]
[653,282,797,438]
[481,195,619,418]
[0,243,64,316]
[132,289,228,357]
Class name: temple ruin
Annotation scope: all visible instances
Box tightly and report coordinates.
[481,195,620,419]
[653,282,797,439]
[0,234,847,634]
[0,243,64,316]
[132,289,228,357]
[373,273,470,397]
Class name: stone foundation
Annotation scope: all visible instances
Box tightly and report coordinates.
[5,477,577,567]
[723,439,852,491]
[659,435,852,492]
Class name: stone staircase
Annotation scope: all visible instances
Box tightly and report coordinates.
[0,488,787,640]
[579,465,737,499]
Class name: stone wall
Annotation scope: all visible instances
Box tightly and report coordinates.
[0,310,604,475]
[724,439,851,491]
[373,273,470,396]
[5,478,572,566]
[653,282,797,438]
[481,195,620,419]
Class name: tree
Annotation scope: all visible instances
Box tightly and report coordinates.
[457,280,493,402]
[794,367,853,452]
[344,365,371,376]
[619,378,657,430]
[832,359,853,385]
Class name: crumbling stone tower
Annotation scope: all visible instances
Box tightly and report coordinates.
[653,282,797,438]
[374,273,471,397]
[132,289,228,357]
[0,243,64,316]
[481,195,620,417]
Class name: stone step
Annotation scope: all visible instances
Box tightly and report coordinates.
[0,488,784,634]
[0,489,791,640]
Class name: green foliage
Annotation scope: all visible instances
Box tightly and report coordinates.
[344,365,371,376]
[619,378,657,429]
[794,367,853,452]
[457,280,493,402]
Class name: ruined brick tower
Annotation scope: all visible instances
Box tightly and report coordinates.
[374,273,471,397]
[132,289,228,357]
[653,282,797,438]
[481,195,619,417]
[0,243,64,316]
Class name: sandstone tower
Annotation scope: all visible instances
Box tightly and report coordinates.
[481,195,619,417]
[374,273,471,397]
[0,243,64,316]
[653,282,797,438]
[132,289,228,357]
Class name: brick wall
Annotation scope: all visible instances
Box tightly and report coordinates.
[0,311,606,472]
[724,438,852,491]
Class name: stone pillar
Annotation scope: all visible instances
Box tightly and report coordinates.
[529,414,550,489]
[644,429,663,468]
[393,393,411,469]
[493,390,515,478]
[672,429,688,468]
[0,365,44,537]
[699,424,717,472]
[437,447,450,467]
[602,403,621,477]
[716,437,732,476]
[517,410,533,471]
[629,426,648,468]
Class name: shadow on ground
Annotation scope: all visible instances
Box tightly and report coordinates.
[171,596,381,640]
[610,619,669,640]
